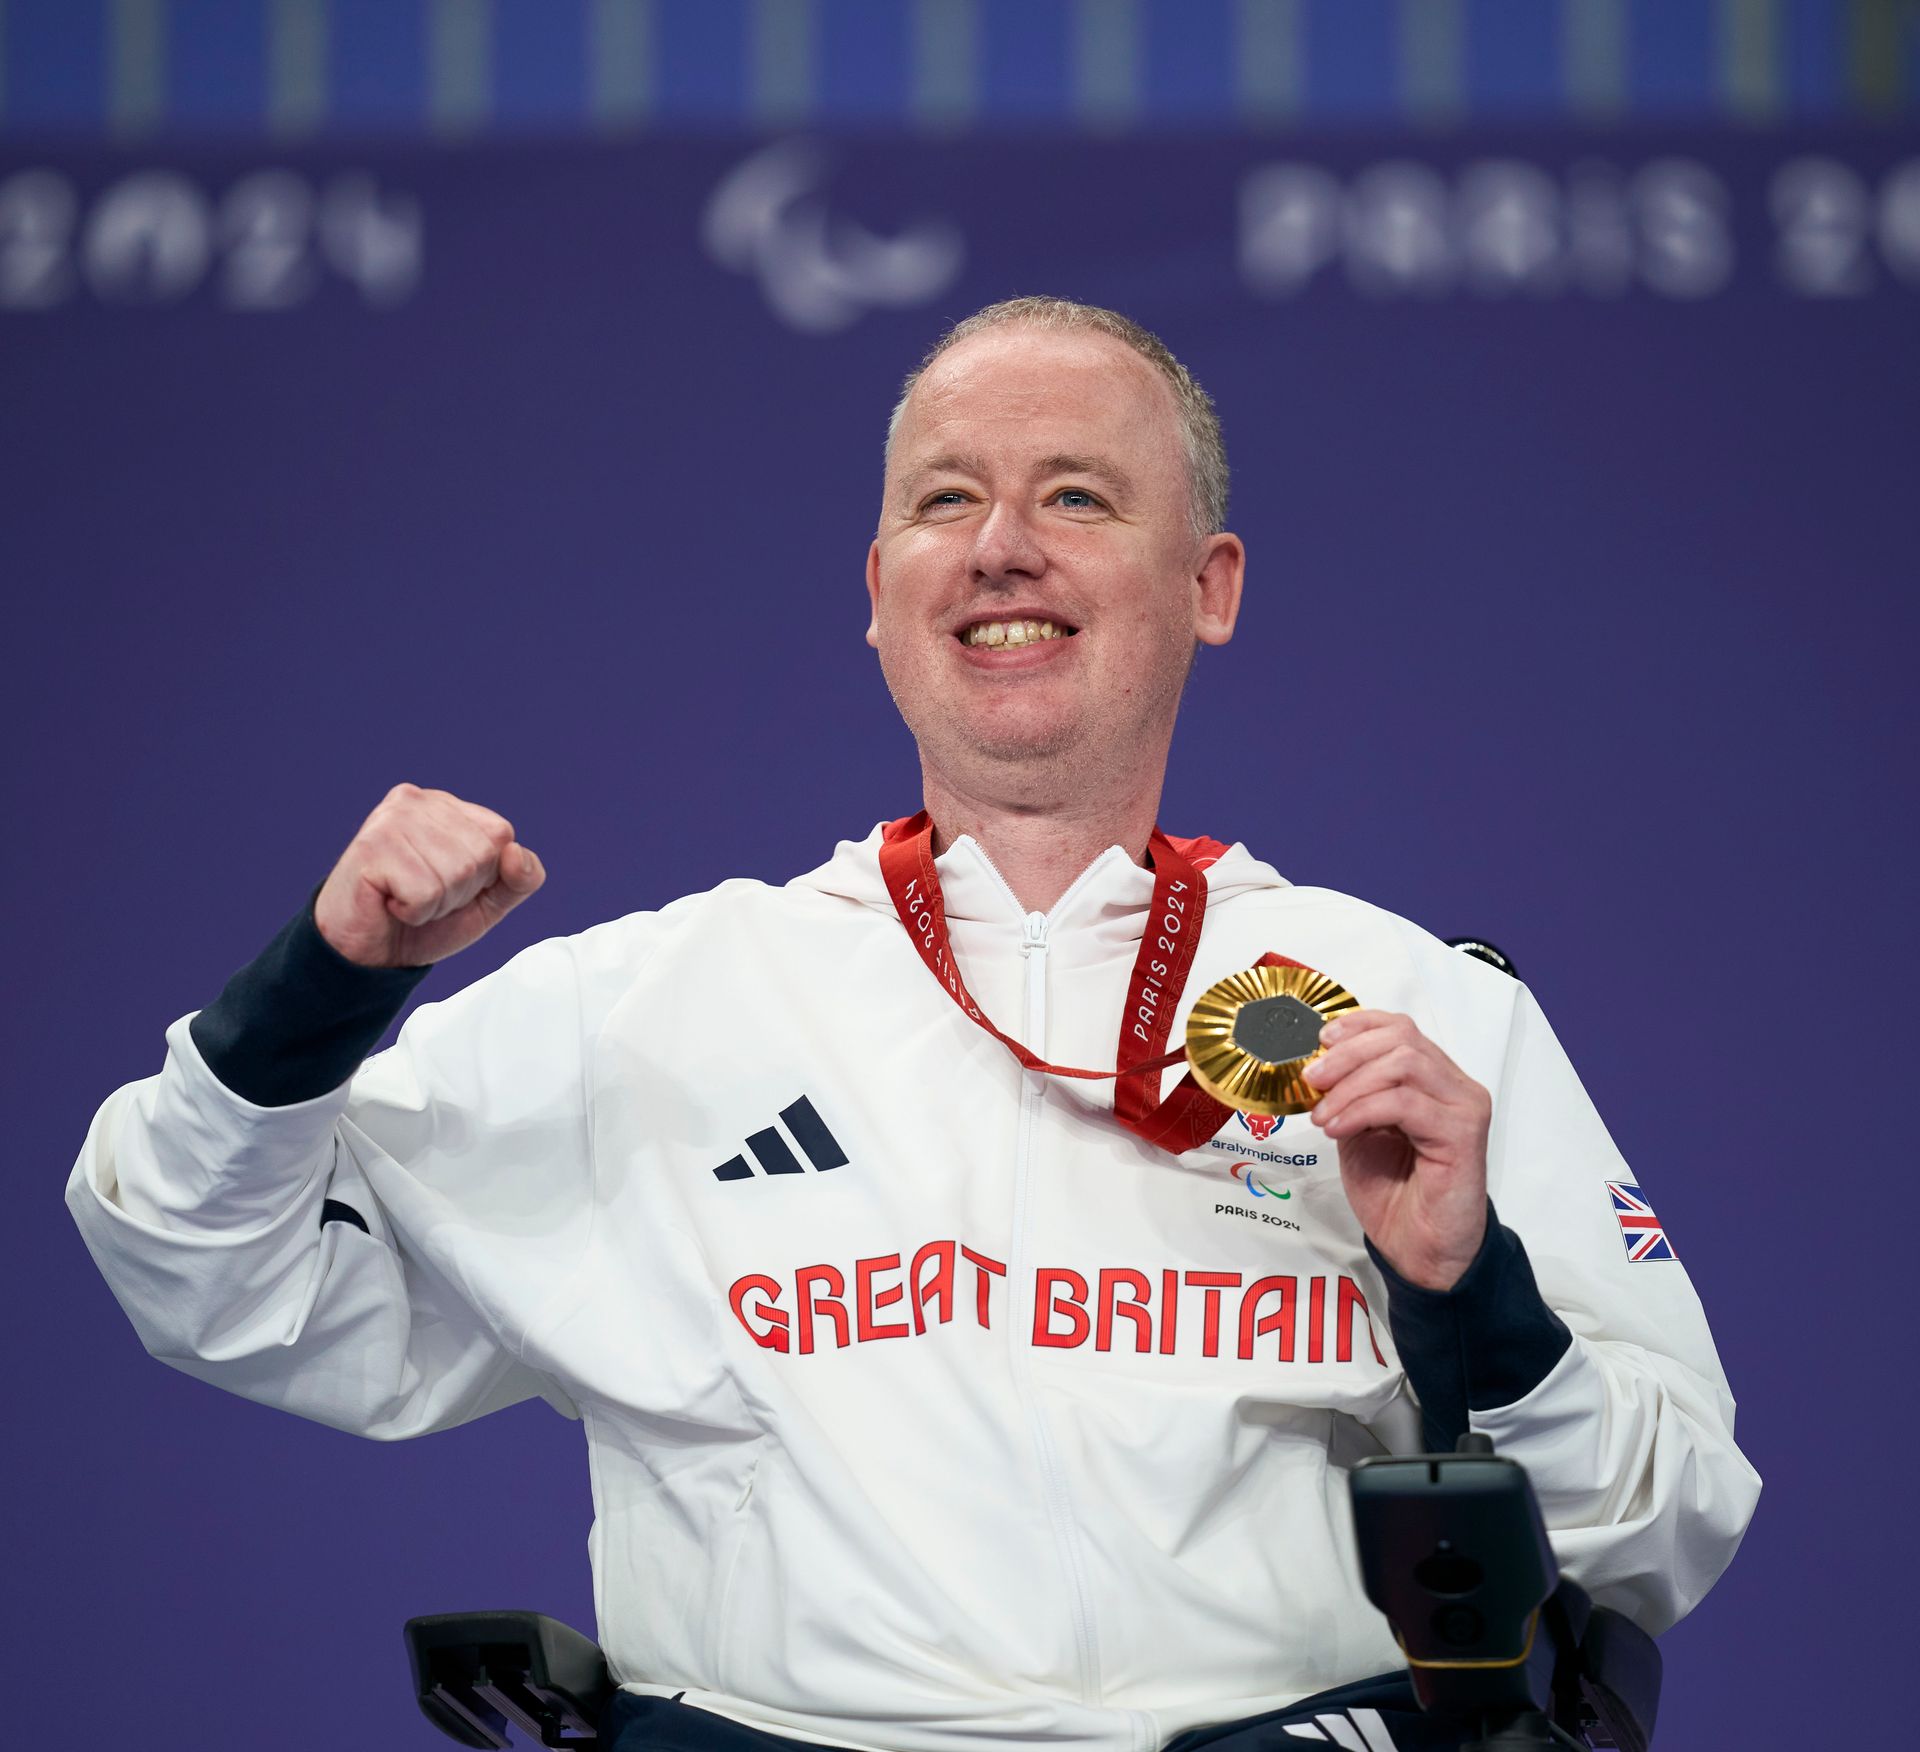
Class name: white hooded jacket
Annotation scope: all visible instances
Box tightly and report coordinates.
[66,828,1760,1752]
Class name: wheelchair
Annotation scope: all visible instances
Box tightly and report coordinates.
[401,1437,1663,1752]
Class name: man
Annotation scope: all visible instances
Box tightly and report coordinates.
[68,298,1758,1752]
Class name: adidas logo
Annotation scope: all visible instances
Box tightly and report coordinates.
[1281,1706,1402,1748]
[712,1096,849,1182]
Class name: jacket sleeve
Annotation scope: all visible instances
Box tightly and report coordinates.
[1386,966,1762,1634]
[64,920,606,1442]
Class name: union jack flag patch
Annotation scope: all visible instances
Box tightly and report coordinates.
[1607,1181,1676,1262]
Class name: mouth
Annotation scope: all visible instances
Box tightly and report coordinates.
[955,616,1079,650]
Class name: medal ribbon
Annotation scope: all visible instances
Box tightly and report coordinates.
[878,812,1290,1156]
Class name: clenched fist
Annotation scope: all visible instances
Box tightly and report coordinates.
[313,784,545,969]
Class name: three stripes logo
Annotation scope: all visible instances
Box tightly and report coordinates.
[712,1096,849,1182]
[1280,1705,1403,1747]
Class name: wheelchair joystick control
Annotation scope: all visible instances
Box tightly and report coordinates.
[1350,1433,1662,1751]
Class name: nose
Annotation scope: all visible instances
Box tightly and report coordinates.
[968,500,1046,589]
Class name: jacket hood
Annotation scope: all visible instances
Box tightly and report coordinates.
[790,820,1289,926]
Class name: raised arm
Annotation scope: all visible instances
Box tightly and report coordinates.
[66,784,585,1440]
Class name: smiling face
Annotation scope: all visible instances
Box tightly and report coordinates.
[867,325,1243,798]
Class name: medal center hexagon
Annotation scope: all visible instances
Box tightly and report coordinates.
[1230,994,1324,1067]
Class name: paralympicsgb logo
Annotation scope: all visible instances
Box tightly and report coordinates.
[1205,1108,1317,1172]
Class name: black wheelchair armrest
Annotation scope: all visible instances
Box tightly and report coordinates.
[404,1611,616,1748]
[1570,1600,1662,1752]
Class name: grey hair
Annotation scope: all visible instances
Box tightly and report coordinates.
[885,296,1229,542]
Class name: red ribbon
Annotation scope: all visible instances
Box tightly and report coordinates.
[878,812,1285,1156]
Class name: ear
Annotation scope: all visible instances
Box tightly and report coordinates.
[1191,532,1245,647]
[864,539,883,649]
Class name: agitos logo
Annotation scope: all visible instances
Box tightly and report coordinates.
[1229,1162,1290,1200]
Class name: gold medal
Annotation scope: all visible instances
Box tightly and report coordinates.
[1184,963,1361,1116]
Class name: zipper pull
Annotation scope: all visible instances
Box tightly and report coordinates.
[1022,911,1048,952]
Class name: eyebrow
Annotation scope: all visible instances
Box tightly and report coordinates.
[1036,452,1136,496]
[905,452,988,490]
[900,451,1137,498]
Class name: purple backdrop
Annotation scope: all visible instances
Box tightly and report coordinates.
[5,126,1915,1748]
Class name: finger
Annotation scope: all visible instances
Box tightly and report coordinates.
[427,791,516,856]
[1321,1085,1455,1145]
[368,835,452,927]
[1318,1015,1474,1095]
[392,817,501,917]
[1318,1010,1401,1048]
[1316,1044,1473,1119]
[422,787,510,832]
[1313,1011,1416,1077]
[1306,1020,1413,1089]
[410,802,518,902]
[412,784,499,824]
[1312,1046,1436,1122]
[1310,1016,1449,1098]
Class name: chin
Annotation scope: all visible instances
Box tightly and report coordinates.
[970,736,1078,766]
[954,712,1086,765]
[895,698,1076,767]
[886,660,1092,768]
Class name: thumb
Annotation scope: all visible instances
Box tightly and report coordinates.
[498,841,545,895]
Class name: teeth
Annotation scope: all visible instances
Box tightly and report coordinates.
[964,619,1069,648]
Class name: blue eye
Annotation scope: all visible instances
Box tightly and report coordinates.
[1055,489,1102,509]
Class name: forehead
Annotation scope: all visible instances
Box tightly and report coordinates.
[892,326,1184,477]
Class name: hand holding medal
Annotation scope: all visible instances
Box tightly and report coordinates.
[1188,961,1490,1289]
[1189,969,1491,1290]
[1183,963,1360,1116]
[1304,1008,1493,1292]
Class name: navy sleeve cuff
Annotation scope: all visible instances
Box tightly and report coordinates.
[1367,1201,1573,1453]
[188,893,431,1108]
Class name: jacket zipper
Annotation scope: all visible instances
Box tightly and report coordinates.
[1008,905,1105,1711]
[968,843,1154,1746]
